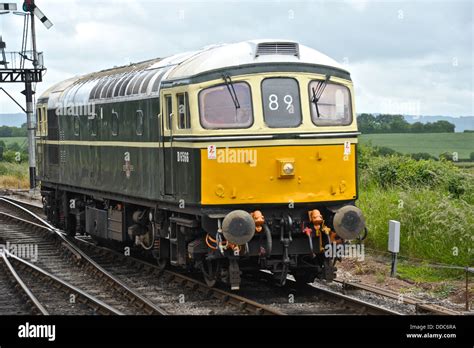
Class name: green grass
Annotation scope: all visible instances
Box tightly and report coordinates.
[357,146,474,282]
[358,185,473,268]
[0,161,28,177]
[359,133,474,160]
[397,264,455,283]
[454,162,474,175]
[0,162,29,189]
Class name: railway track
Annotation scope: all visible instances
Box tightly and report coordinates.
[73,237,284,315]
[0,252,48,315]
[239,271,402,315]
[1,251,121,315]
[0,197,168,315]
[1,195,461,316]
[335,279,462,315]
[303,281,401,315]
[75,237,403,315]
[0,196,282,316]
[1,195,44,216]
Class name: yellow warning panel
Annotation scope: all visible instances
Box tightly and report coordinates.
[201,143,357,205]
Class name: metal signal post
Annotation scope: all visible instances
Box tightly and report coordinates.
[23,70,35,188]
[25,0,37,189]
[0,0,52,189]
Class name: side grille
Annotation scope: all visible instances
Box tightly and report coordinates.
[255,42,299,57]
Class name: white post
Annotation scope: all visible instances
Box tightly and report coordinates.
[388,220,400,277]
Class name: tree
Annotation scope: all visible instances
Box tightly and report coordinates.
[0,126,13,137]
[432,120,455,133]
[411,122,424,133]
[375,114,410,133]
[390,116,410,133]
[376,114,395,133]
[356,114,455,134]
[357,114,378,133]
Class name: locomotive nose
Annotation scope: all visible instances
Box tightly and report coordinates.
[333,205,366,240]
[222,210,256,245]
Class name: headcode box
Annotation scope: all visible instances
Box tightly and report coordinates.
[388,220,400,253]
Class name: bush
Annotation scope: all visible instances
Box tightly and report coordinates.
[376,146,400,157]
[411,152,436,161]
[364,154,473,201]
[2,150,28,164]
[439,152,453,161]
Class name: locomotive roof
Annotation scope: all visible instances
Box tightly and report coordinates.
[39,39,348,107]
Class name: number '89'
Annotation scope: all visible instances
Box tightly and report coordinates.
[268,94,294,114]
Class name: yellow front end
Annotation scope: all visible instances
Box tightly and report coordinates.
[201,142,357,205]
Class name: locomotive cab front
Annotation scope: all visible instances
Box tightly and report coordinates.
[158,41,366,289]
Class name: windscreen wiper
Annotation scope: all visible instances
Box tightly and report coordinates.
[311,75,330,118]
[222,74,240,110]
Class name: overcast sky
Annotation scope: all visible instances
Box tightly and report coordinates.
[0,0,472,116]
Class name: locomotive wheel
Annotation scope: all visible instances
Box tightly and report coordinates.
[201,259,221,287]
[157,257,168,271]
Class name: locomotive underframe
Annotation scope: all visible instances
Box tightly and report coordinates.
[40,181,356,289]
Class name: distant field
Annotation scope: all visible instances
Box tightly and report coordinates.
[359,133,474,159]
[0,137,27,147]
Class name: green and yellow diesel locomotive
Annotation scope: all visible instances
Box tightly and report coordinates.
[36,40,366,289]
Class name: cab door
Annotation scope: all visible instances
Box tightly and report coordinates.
[159,93,174,196]
[35,105,48,179]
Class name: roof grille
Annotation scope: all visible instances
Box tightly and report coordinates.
[255,42,299,57]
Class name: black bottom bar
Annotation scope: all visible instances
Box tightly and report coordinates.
[0,315,471,347]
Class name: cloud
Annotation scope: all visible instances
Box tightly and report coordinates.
[0,0,472,116]
[351,53,473,115]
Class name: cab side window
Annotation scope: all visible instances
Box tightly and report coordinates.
[88,113,98,137]
[111,111,119,136]
[136,110,144,136]
[36,108,42,136]
[165,95,172,130]
[177,93,190,129]
[73,115,80,136]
